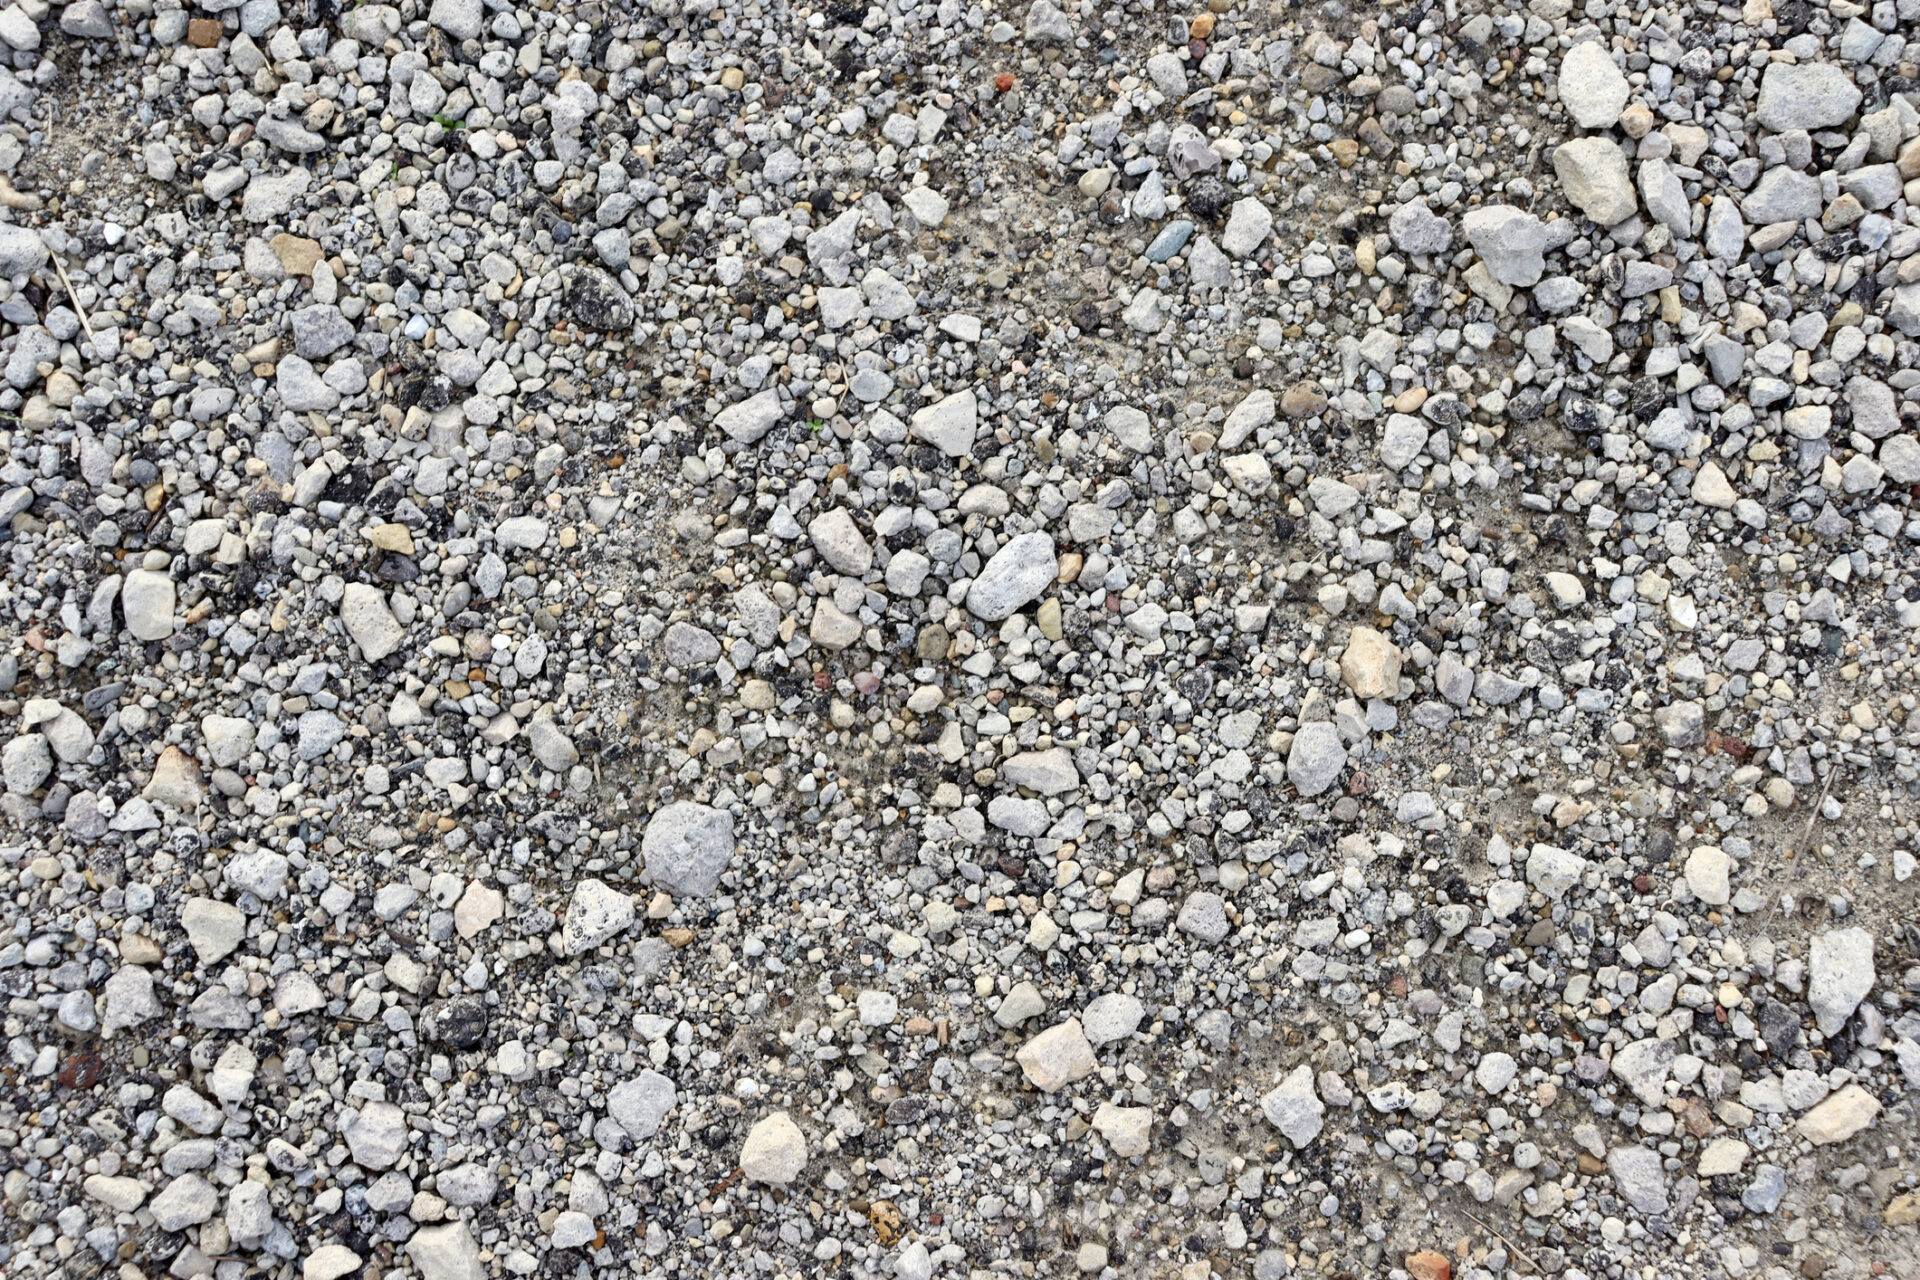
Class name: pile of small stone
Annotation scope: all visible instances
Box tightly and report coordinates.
[1,0,1919,1278]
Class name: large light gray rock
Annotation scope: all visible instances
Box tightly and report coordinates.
[740,1112,808,1183]
[1554,137,1637,225]
[1607,1144,1669,1216]
[181,897,246,964]
[150,1174,219,1231]
[1755,61,1861,132]
[1261,1065,1325,1147]
[607,1069,678,1138]
[1526,843,1588,900]
[0,223,47,277]
[715,388,784,443]
[1740,168,1823,224]
[967,532,1057,620]
[911,388,978,456]
[642,801,736,898]
[1462,205,1551,286]
[1387,199,1451,255]
[1016,1019,1098,1092]
[122,569,176,641]
[1809,927,1875,1036]
[345,1100,409,1169]
[1610,1037,1676,1106]
[1559,42,1630,128]
[808,508,872,576]
[1001,747,1079,795]
[1081,993,1144,1045]
[428,0,482,40]
[341,583,405,661]
[407,1223,487,1280]
[1286,721,1345,797]
[1221,198,1273,257]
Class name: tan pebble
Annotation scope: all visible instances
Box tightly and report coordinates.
[1036,598,1063,641]
[366,523,415,554]
[270,233,325,277]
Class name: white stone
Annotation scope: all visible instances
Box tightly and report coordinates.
[1808,927,1875,1037]
[607,1069,678,1138]
[407,1223,487,1280]
[341,583,406,660]
[740,1112,808,1183]
[1559,42,1630,128]
[1081,993,1144,1045]
[1017,1018,1098,1092]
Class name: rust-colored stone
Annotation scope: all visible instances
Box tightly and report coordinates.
[186,17,221,46]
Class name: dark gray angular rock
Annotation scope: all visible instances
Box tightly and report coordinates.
[566,267,635,331]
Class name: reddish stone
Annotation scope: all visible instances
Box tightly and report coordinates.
[1406,1252,1452,1280]
[187,17,221,46]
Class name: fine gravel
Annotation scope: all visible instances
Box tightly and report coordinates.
[3,0,1920,1279]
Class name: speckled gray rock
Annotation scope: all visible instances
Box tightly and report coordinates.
[562,879,635,953]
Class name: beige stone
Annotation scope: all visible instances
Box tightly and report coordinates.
[1340,626,1402,700]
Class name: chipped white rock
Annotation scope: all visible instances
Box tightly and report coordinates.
[740,1112,808,1184]
[1016,1018,1099,1092]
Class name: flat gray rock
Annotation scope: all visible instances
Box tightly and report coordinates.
[1081,993,1144,1045]
[1260,1065,1325,1148]
[341,583,405,661]
[740,1111,808,1182]
[407,1223,487,1280]
[716,388,784,443]
[1808,927,1875,1036]
[911,388,978,456]
[1462,205,1551,286]
[1754,61,1861,132]
[1000,747,1079,795]
[1607,1144,1669,1217]
[1554,137,1636,226]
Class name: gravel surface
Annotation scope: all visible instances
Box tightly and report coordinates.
[2,0,1920,1279]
